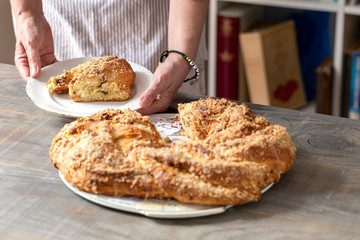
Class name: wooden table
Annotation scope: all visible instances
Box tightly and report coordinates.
[0,63,359,240]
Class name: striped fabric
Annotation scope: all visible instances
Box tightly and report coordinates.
[42,0,208,75]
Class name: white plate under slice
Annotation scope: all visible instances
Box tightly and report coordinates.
[57,113,274,219]
[26,57,153,118]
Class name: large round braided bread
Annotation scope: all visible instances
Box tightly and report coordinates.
[49,98,296,205]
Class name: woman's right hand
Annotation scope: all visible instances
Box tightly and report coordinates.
[13,12,57,82]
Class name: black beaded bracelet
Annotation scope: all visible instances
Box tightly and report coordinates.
[159,50,200,83]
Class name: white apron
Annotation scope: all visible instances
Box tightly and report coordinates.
[42,0,208,95]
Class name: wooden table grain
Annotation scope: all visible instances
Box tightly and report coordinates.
[0,63,359,240]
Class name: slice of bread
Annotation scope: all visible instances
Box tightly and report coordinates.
[46,56,136,102]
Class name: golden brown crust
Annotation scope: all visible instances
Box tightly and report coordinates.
[46,70,73,94]
[129,147,273,191]
[149,163,262,205]
[50,98,296,205]
[178,98,270,141]
[49,109,167,198]
[46,56,136,102]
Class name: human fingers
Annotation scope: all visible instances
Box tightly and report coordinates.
[137,92,173,115]
[139,68,171,109]
[14,41,30,82]
[24,38,42,78]
[138,53,191,114]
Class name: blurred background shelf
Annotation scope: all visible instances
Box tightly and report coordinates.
[221,0,340,12]
[207,0,360,116]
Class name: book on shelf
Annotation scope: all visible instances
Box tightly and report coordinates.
[216,4,263,101]
[240,20,307,109]
[315,56,333,115]
[341,52,352,118]
[349,51,360,120]
[290,11,331,102]
[341,42,359,117]
[339,40,360,119]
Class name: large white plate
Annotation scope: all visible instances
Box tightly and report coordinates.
[26,57,153,118]
[58,113,273,219]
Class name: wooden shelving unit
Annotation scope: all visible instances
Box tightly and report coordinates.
[207,0,360,116]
